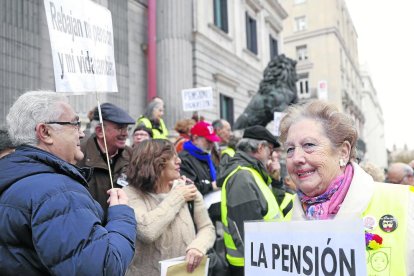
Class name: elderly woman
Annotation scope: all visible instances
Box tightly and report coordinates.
[279,100,413,275]
[136,97,169,139]
[124,139,215,276]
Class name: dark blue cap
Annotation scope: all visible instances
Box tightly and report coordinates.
[243,125,280,147]
[93,103,135,125]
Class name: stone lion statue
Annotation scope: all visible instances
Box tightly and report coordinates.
[234,54,298,130]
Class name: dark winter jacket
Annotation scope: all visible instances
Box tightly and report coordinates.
[217,151,272,239]
[179,149,216,195]
[179,148,221,222]
[0,146,136,276]
[77,135,132,215]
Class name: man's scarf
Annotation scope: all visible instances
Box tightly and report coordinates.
[183,141,216,181]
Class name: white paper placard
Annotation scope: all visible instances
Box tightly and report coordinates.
[245,218,366,276]
[44,0,118,93]
[182,87,214,111]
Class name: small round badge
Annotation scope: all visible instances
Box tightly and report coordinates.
[363,216,377,230]
[379,215,398,233]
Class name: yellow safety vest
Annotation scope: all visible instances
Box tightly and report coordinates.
[221,166,282,267]
[363,183,412,275]
[136,116,169,139]
[221,147,235,158]
[280,192,295,221]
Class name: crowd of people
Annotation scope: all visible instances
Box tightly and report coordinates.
[0,91,413,276]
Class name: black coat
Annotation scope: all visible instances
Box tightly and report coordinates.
[179,149,221,222]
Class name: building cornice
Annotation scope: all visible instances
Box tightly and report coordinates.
[265,15,283,33]
[246,0,263,12]
[213,73,240,88]
[264,0,288,20]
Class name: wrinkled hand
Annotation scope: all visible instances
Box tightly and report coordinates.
[186,248,204,273]
[175,184,197,202]
[107,188,129,206]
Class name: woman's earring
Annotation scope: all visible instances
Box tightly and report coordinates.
[339,159,346,167]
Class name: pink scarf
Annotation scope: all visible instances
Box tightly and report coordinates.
[299,164,354,219]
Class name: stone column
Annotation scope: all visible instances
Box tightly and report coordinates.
[157,0,193,131]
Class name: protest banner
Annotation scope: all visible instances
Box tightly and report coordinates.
[245,218,366,276]
[44,0,117,93]
[182,87,214,111]
[273,112,285,136]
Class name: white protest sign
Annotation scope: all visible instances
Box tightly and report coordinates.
[245,218,366,276]
[44,0,118,93]
[273,112,285,136]
[182,87,214,111]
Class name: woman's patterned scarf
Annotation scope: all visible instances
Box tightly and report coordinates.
[299,164,354,219]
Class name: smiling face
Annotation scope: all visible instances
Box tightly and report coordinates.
[285,118,345,197]
[97,121,129,155]
[48,102,85,164]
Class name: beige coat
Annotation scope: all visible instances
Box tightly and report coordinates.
[124,185,215,276]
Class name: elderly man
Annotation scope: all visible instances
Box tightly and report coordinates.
[212,119,235,166]
[77,103,135,214]
[386,162,414,186]
[179,121,221,195]
[218,125,285,275]
[0,91,136,275]
[179,121,222,223]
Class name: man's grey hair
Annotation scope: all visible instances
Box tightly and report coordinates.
[236,138,266,154]
[7,91,68,146]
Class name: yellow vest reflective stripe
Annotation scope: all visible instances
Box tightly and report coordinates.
[221,147,235,157]
[221,166,282,267]
[363,183,411,275]
[136,117,169,139]
[280,192,295,221]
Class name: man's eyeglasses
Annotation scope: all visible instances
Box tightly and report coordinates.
[45,121,82,130]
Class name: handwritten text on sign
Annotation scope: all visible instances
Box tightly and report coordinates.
[182,87,214,111]
[244,219,366,276]
[44,0,118,93]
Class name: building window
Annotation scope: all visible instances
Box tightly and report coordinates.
[296,45,308,61]
[245,12,257,54]
[220,94,234,125]
[297,74,310,98]
[269,35,278,59]
[295,16,307,31]
[213,0,228,33]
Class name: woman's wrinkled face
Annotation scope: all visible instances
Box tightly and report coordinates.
[285,118,342,197]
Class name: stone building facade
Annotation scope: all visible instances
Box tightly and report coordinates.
[1,0,288,136]
[280,0,364,134]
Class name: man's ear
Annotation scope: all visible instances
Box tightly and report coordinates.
[36,123,53,145]
[95,124,104,138]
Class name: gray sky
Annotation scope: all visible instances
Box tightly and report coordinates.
[345,0,414,149]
